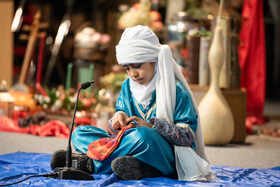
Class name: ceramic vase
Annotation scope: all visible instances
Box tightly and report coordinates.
[198,25,234,145]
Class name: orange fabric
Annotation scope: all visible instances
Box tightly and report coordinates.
[87,123,135,161]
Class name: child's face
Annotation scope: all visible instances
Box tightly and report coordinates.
[123,62,155,85]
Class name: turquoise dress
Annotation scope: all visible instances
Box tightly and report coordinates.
[72,78,197,176]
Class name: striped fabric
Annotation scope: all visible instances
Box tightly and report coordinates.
[87,123,135,161]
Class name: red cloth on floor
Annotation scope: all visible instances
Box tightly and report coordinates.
[87,123,135,161]
[238,0,266,118]
[29,120,70,138]
[0,116,70,138]
[0,116,30,134]
[246,116,267,134]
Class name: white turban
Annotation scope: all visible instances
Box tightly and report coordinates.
[115,26,212,181]
[116,25,161,108]
[116,25,160,65]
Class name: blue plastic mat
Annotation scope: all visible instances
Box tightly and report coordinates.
[0,152,279,186]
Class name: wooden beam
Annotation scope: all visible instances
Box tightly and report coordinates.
[0,0,14,87]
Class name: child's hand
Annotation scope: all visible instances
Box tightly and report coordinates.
[127,116,153,128]
[112,112,129,130]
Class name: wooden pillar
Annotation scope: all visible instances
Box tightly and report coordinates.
[0,0,14,87]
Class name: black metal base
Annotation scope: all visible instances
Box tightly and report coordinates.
[54,167,94,180]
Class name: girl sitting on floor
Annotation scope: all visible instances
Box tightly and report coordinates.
[51,25,215,181]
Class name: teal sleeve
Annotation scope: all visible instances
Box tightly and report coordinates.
[115,79,134,117]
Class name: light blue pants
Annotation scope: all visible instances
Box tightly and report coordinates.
[72,126,175,176]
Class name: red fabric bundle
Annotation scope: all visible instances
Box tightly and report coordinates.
[29,120,70,138]
[0,116,70,138]
[0,116,29,134]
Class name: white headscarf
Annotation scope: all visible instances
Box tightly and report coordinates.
[129,65,157,108]
[116,25,214,181]
[116,26,160,108]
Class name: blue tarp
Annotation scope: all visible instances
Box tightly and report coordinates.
[0,152,279,186]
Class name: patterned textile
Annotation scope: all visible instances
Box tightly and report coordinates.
[109,117,195,147]
[87,123,135,161]
[150,118,194,147]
